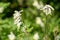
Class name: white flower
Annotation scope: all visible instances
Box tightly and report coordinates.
[13,10,23,30]
[33,0,44,10]
[13,10,21,19]
[42,5,54,15]
[17,22,22,29]
[8,32,15,40]
[33,32,39,40]
[36,17,44,27]
[55,35,60,40]
[0,7,4,13]
[33,0,40,9]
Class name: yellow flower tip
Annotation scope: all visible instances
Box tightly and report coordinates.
[20,10,23,12]
[53,27,59,33]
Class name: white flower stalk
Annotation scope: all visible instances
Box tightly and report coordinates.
[13,10,23,30]
[0,7,4,13]
[36,17,44,27]
[42,5,54,15]
[33,32,39,40]
[33,0,40,9]
[8,32,15,40]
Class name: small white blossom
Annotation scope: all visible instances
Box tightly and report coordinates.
[55,35,60,40]
[42,5,54,15]
[33,32,39,40]
[33,0,44,10]
[22,26,28,35]
[36,17,44,27]
[22,26,26,33]
[0,7,4,13]
[33,0,40,9]
[8,32,15,40]
[17,22,22,29]
[13,10,21,19]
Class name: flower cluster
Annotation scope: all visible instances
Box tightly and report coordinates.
[8,32,15,40]
[33,0,54,15]
[33,0,44,10]
[13,10,23,30]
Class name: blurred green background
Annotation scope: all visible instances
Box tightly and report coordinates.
[0,0,60,40]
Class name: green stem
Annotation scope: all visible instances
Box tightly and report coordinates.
[45,15,48,34]
[44,15,49,40]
